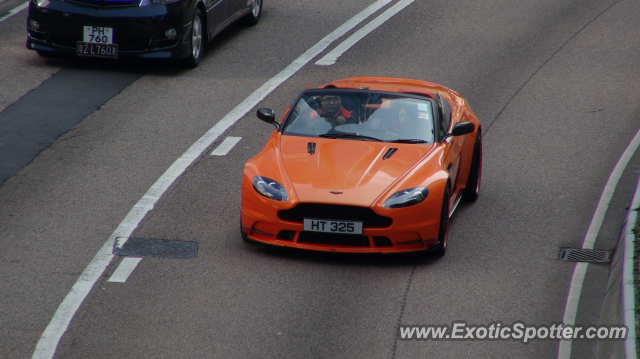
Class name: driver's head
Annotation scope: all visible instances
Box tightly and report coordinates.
[321,95,342,116]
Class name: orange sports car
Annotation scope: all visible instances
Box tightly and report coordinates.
[240,77,481,256]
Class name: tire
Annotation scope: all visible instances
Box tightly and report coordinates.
[432,186,450,258]
[242,0,262,26]
[184,8,204,68]
[462,129,482,202]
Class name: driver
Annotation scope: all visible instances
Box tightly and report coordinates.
[310,95,357,126]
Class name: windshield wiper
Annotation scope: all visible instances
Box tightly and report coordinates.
[389,139,430,144]
[319,132,383,142]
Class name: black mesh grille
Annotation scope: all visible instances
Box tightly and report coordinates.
[278,203,392,228]
[297,232,370,247]
[276,230,295,241]
[374,236,393,247]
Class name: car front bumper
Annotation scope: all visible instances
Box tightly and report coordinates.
[240,198,443,254]
[26,0,194,59]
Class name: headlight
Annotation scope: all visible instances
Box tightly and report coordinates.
[383,187,429,208]
[252,176,288,201]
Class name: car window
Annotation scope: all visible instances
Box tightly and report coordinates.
[282,92,435,143]
[441,97,451,134]
[435,93,451,139]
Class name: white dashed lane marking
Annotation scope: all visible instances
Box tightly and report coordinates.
[107,257,143,283]
[210,136,242,156]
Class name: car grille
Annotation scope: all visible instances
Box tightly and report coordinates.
[374,236,393,247]
[278,203,392,228]
[297,232,370,247]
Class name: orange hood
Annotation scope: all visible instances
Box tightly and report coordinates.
[280,136,432,206]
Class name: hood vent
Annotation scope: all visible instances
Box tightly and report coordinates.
[382,147,398,160]
[308,142,316,155]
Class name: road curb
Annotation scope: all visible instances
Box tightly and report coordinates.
[596,171,640,359]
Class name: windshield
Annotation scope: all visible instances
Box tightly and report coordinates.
[281,91,435,143]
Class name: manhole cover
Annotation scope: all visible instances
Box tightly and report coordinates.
[114,238,198,259]
[558,248,612,263]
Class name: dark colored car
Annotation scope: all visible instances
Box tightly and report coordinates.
[26,0,262,67]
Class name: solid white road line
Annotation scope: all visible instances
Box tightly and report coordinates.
[622,172,640,358]
[315,0,415,66]
[558,127,640,359]
[210,136,242,156]
[31,1,399,358]
[0,2,28,23]
[107,257,143,283]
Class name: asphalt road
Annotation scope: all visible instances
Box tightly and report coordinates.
[1,0,640,358]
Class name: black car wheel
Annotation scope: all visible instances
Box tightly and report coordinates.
[242,0,262,26]
[184,8,204,68]
[462,129,482,202]
[432,185,450,258]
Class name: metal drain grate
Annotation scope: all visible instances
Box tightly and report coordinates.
[558,248,612,263]
[114,238,198,259]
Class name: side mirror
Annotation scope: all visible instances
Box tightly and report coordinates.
[443,122,474,140]
[257,108,279,130]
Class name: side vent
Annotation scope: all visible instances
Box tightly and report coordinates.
[308,142,316,155]
[382,148,397,160]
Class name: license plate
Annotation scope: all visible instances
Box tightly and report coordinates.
[83,26,113,44]
[77,42,118,59]
[303,219,363,235]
